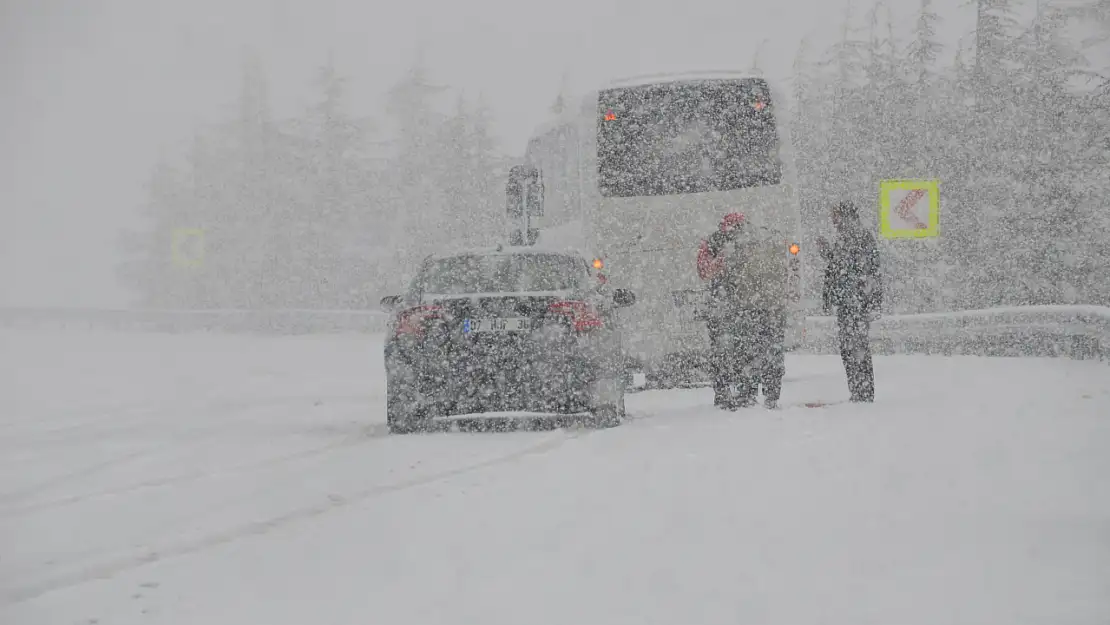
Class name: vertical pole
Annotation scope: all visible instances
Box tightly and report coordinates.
[522,169,530,243]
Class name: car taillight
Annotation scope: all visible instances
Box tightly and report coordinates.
[548,300,603,332]
[395,305,442,337]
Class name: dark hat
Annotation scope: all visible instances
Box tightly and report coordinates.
[832,200,858,219]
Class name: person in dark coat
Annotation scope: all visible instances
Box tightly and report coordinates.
[820,200,882,402]
[698,229,730,407]
[698,213,789,409]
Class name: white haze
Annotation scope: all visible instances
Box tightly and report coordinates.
[0,0,991,309]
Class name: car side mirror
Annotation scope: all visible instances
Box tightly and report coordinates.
[379,295,402,313]
[613,289,636,308]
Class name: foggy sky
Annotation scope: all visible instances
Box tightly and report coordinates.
[1,0,976,308]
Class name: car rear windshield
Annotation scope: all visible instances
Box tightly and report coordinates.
[419,253,585,294]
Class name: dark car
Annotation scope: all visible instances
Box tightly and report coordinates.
[379,246,637,434]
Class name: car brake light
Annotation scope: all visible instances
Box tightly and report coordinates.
[395,305,442,337]
[548,300,603,332]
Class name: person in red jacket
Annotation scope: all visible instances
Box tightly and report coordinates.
[697,237,724,281]
[698,211,790,409]
[699,212,744,407]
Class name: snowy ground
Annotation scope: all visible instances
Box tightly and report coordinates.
[2,328,1109,625]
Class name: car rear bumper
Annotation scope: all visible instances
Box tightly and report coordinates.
[386,339,608,416]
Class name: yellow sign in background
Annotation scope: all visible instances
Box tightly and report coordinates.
[879,179,940,239]
[171,228,205,267]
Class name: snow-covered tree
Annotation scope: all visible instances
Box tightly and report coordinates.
[906,0,944,86]
[788,0,1110,310]
[381,53,452,274]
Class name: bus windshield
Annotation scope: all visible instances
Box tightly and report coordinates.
[596,78,782,198]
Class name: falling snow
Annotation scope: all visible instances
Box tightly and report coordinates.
[2,0,1109,623]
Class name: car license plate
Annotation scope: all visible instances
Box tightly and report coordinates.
[464,317,530,334]
[673,289,706,308]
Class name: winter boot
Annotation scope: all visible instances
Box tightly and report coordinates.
[729,395,759,410]
[714,385,730,408]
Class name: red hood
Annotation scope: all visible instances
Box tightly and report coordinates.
[719,212,745,232]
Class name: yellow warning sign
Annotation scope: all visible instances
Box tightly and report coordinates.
[879,179,940,239]
[171,228,204,268]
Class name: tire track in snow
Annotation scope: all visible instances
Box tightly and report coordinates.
[0,422,391,518]
[0,426,594,606]
[2,394,378,447]
[0,449,153,505]
[0,395,379,506]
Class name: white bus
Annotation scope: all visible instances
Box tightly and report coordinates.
[505,70,806,387]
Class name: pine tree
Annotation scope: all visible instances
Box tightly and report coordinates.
[382,52,451,273]
[790,35,828,233]
[821,1,872,201]
[230,52,285,308]
[783,0,1110,309]
[1073,0,1110,92]
[116,92,281,311]
[906,0,944,86]
[791,35,839,307]
[435,93,474,243]
[550,92,566,115]
[432,94,504,251]
[1020,1,1109,304]
[467,94,502,249]
[550,72,571,115]
[751,39,770,72]
[863,0,903,178]
[116,154,194,308]
[386,51,450,164]
[195,53,293,309]
[865,1,896,85]
[972,0,1024,103]
[295,55,379,308]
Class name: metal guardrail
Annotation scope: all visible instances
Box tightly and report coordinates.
[0,307,390,335]
[801,305,1110,361]
[1,305,1107,361]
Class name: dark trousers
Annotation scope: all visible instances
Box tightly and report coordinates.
[709,310,786,403]
[837,309,874,401]
[708,319,729,405]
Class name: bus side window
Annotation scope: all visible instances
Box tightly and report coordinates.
[507,165,543,217]
[528,168,544,216]
[525,135,548,217]
[559,125,580,217]
[530,123,578,221]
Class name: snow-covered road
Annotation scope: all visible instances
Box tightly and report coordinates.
[2,329,1109,624]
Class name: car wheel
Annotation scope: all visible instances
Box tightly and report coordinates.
[585,370,625,429]
[386,394,414,434]
[386,377,430,435]
[389,405,435,434]
[585,403,622,429]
